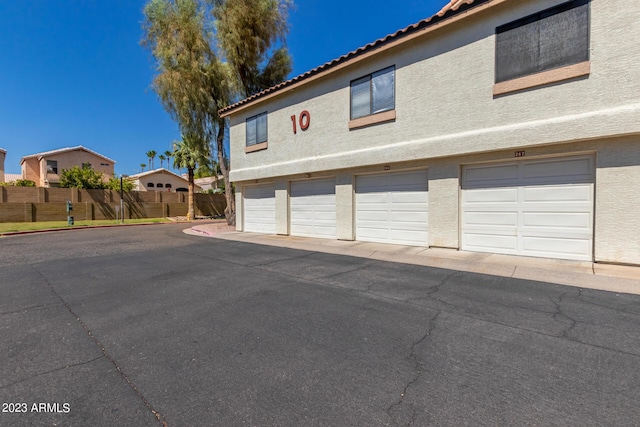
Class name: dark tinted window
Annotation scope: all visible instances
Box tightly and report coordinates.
[496,0,589,83]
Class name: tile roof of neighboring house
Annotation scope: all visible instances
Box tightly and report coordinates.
[129,168,188,180]
[194,175,224,184]
[4,173,22,182]
[20,145,116,164]
[219,0,493,116]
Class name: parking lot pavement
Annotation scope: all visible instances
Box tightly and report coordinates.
[187,222,640,295]
[2,224,640,426]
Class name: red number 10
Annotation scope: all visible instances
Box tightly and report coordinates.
[291,110,310,134]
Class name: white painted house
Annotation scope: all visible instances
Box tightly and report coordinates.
[129,168,201,192]
[221,0,640,265]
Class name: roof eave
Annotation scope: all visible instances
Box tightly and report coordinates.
[219,0,499,118]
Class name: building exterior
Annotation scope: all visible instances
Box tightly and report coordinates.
[20,146,115,187]
[0,148,5,183]
[194,175,225,192]
[221,0,640,265]
[130,168,201,192]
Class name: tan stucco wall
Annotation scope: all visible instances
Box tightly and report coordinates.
[0,150,5,183]
[21,158,40,184]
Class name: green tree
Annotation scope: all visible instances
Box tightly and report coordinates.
[159,154,166,168]
[212,0,292,226]
[140,163,147,172]
[146,150,157,169]
[106,175,135,192]
[142,0,231,222]
[59,166,106,189]
[172,134,208,220]
[212,0,293,97]
[164,150,173,170]
[142,0,292,226]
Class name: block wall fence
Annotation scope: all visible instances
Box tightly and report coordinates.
[0,187,226,222]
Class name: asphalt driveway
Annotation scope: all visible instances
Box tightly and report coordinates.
[1,223,639,426]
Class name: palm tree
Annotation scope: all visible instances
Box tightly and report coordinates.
[146,150,157,170]
[140,163,146,172]
[164,150,172,170]
[173,134,208,221]
[159,154,166,168]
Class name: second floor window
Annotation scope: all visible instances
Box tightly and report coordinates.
[246,112,268,147]
[495,0,589,83]
[350,66,395,120]
[46,160,58,174]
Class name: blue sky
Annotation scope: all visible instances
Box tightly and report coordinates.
[0,0,444,175]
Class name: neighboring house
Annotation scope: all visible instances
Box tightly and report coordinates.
[0,148,5,183]
[221,0,640,265]
[4,174,22,183]
[191,175,224,192]
[20,146,115,187]
[130,168,202,192]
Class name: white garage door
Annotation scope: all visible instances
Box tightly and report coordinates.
[461,156,594,261]
[290,178,336,238]
[356,170,428,246]
[243,184,276,234]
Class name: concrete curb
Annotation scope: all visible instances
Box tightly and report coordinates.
[0,220,203,237]
[184,225,640,296]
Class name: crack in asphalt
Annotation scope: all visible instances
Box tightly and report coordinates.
[0,303,62,316]
[387,311,441,426]
[0,355,105,390]
[177,244,640,360]
[549,290,580,339]
[31,265,169,427]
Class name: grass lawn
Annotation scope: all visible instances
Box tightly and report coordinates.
[0,218,171,234]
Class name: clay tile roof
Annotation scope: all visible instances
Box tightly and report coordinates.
[436,0,478,16]
[20,145,116,164]
[219,0,492,116]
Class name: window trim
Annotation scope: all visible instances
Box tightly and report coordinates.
[349,110,396,130]
[245,141,268,153]
[350,66,396,121]
[493,61,590,96]
[494,0,590,94]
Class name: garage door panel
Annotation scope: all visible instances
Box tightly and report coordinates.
[356,171,428,247]
[290,179,336,239]
[244,184,276,234]
[391,230,428,245]
[462,156,594,261]
[522,212,591,229]
[357,193,389,204]
[464,164,519,184]
[464,233,518,251]
[465,211,518,226]
[523,185,592,202]
[522,236,592,258]
[389,192,427,203]
[389,171,428,186]
[523,157,593,181]
[464,188,518,204]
